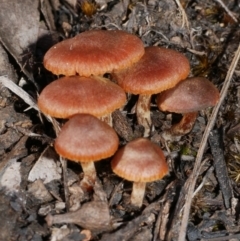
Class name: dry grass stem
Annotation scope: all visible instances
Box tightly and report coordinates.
[0,76,38,111]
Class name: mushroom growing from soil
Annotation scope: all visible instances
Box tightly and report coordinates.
[43,29,145,77]
[37,75,126,126]
[112,46,190,137]
[54,114,119,186]
[111,138,168,208]
[157,77,220,136]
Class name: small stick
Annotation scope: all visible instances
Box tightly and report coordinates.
[209,129,233,208]
[60,156,70,211]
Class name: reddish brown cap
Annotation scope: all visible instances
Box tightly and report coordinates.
[43,30,145,76]
[157,77,220,113]
[55,114,119,162]
[111,138,168,182]
[113,46,190,95]
[38,75,126,118]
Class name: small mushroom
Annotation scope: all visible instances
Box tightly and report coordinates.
[38,75,126,126]
[157,77,220,136]
[43,29,145,77]
[111,138,168,208]
[54,114,119,186]
[112,46,190,137]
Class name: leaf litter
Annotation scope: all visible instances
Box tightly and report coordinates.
[0,0,240,241]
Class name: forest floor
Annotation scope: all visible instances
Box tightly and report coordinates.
[0,0,240,241]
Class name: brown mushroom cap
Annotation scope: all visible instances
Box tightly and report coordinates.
[111,138,168,182]
[157,77,220,113]
[38,75,126,119]
[113,46,190,95]
[43,30,145,76]
[55,114,119,162]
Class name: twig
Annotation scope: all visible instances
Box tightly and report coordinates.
[178,43,240,241]
[214,0,238,23]
[60,156,70,211]
[158,181,181,241]
[108,180,124,207]
[209,129,233,208]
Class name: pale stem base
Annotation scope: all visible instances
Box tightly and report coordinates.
[136,94,152,137]
[80,161,97,189]
[131,182,146,207]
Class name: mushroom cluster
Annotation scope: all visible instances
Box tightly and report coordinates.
[38,29,146,126]
[38,29,219,208]
[38,29,146,190]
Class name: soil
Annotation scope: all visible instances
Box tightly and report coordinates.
[0,0,240,241]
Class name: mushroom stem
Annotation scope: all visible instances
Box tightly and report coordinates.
[136,94,152,137]
[81,161,97,185]
[171,112,198,135]
[131,182,146,207]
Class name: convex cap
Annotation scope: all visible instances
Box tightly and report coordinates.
[44,30,145,76]
[111,138,168,182]
[55,114,119,162]
[157,77,220,113]
[111,138,168,207]
[113,46,190,95]
[38,75,126,119]
[157,77,220,136]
